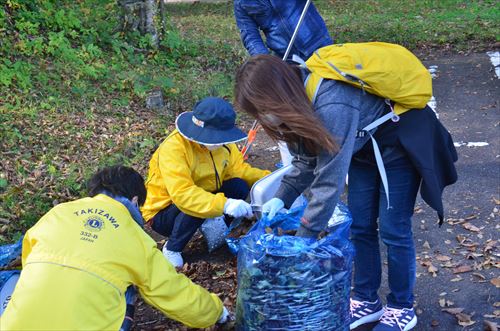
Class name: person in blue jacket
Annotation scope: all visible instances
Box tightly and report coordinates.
[234,0,333,60]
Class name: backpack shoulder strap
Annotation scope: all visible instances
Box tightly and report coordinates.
[292,54,324,105]
[305,73,324,105]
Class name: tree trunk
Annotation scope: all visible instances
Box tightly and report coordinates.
[116,0,160,48]
[144,0,159,47]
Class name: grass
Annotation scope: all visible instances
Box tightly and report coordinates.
[0,0,499,243]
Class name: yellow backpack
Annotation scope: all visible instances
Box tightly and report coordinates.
[295,42,433,208]
[300,42,432,115]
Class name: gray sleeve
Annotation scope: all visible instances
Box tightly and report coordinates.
[274,153,317,208]
[274,100,360,235]
[300,102,359,233]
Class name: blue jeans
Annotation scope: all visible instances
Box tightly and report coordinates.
[151,178,250,252]
[348,155,420,309]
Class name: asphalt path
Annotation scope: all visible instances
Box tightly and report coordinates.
[355,52,499,331]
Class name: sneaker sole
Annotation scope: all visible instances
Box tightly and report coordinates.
[350,309,384,330]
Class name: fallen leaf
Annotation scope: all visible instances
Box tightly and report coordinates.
[484,320,499,331]
[423,241,431,249]
[472,272,486,280]
[491,277,500,288]
[435,254,452,262]
[462,222,480,232]
[428,263,438,276]
[439,298,446,307]
[485,240,497,254]
[453,265,472,274]
[442,308,464,315]
[431,320,439,327]
[456,312,475,326]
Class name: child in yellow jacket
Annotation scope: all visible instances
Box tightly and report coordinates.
[1,166,229,330]
[142,97,270,267]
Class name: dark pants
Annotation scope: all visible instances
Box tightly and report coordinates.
[151,178,250,252]
[348,155,421,309]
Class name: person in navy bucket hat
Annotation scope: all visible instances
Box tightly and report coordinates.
[176,97,247,145]
[141,97,270,267]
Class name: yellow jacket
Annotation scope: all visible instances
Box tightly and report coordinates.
[1,194,222,330]
[142,130,270,221]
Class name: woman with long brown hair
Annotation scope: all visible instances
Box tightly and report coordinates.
[234,54,457,331]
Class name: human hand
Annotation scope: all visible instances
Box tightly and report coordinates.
[261,198,285,219]
[224,199,253,219]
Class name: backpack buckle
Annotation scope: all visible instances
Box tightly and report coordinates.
[391,114,400,122]
[385,99,400,122]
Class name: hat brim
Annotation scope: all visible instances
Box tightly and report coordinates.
[176,112,247,145]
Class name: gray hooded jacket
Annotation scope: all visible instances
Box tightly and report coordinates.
[274,78,387,236]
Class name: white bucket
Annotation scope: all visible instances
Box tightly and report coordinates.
[278,141,293,166]
[250,165,293,219]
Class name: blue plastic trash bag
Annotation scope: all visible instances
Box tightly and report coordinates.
[235,203,354,331]
[0,237,22,267]
[200,216,229,253]
[226,200,351,255]
[0,237,23,316]
[225,217,247,255]
[0,271,20,315]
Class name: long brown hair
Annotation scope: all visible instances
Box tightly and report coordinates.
[234,55,337,155]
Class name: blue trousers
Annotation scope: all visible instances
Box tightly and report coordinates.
[348,155,420,309]
[151,178,250,252]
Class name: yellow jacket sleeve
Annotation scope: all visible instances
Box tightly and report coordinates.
[159,140,227,218]
[138,243,223,328]
[21,228,36,267]
[224,144,271,186]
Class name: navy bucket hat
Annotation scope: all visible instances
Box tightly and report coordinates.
[176,97,247,145]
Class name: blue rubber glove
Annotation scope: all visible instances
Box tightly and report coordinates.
[262,198,285,219]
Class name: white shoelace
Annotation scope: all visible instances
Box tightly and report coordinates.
[380,307,405,330]
[349,299,362,316]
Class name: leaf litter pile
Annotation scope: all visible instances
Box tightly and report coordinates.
[131,223,256,331]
